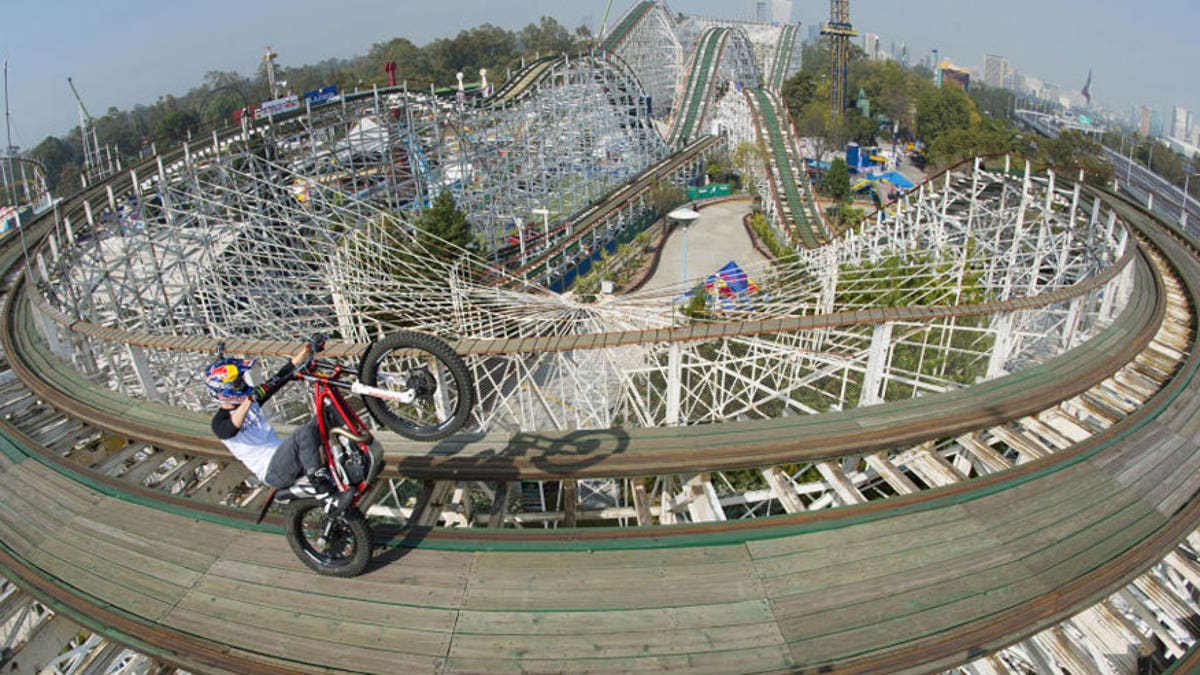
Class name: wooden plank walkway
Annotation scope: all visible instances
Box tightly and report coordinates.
[0,392,1196,673]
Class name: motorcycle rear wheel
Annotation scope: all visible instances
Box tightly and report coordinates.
[284,500,372,577]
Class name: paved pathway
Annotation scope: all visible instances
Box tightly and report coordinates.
[641,199,769,293]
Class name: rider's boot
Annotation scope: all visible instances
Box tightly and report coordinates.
[307,467,337,499]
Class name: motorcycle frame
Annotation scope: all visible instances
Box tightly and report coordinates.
[302,362,377,510]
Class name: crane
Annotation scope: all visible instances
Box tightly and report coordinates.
[66,76,95,125]
[67,77,114,185]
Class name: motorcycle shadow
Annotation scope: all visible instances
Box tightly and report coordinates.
[392,426,632,480]
[367,427,632,572]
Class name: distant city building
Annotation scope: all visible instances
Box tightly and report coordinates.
[898,41,909,67]
[1173,105,1191,140]
[807,24,820,44]
[983,54,1008,88]
[864,32,880,60]
[1138,106,1153,137]
[771,0,793,23]
[939,62,970,93]
[1150,109,1165,138]
[756,1,768,22]
[1007,69,1025,92]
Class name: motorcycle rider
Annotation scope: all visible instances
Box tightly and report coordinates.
[204,343,337,496]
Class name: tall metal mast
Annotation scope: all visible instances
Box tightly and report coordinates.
[4,60,35,278]
[820,0,855,118]
[67,76,111,186]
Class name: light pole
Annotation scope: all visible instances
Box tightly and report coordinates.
[1183,171,1199,229]
[262,47,279,99]
[532,208,550,252]
[667,204,701,287]
[512,215,527,266]
[682,221,688,285]
[1127,139,1135,182]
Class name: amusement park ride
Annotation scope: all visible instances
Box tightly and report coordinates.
[2,2,1200,673]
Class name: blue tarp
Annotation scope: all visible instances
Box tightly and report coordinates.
[871,171,914,189]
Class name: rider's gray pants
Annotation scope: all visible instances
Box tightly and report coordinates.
[263,417,324,488]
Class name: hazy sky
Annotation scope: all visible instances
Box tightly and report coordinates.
[3,0,1197,150]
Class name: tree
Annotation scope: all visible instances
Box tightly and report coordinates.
[730,141,763,186]
[927,119,1019,169]
[855,60,917,131]
[518,17,577,55]
[796,102,838,164]
[367,38,435,90]
[969,83,1016,122]
[154,109,200,146]
[826,157,851,204]
[681,283,712,321]
[427,24,519,86]
[844,109,879,147]
[29,137,79,193]
[416,189,474,255]
[916,86,972,146]
[781,70,819,113]
[644,179,686,216]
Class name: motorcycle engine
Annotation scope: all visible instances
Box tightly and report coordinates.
[340,443,368,485]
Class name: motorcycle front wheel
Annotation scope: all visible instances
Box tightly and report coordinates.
[359,331,474,441]
[284,500,372,577]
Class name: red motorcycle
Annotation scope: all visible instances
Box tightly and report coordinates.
[255,331,473,577]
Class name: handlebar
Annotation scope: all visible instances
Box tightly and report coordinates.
[294,334,327,374]
[296,334,355,383]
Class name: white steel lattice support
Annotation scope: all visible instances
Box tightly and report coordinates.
[1008,640,1060,675]
[42,633,107,675]
[858,322,893,407]
[1061,296,1086,351]
[1032,626,1100,674]
[1132,574,1200,646]
[1069,178,1082,231]
[665,341,682,425]
[1067,606,1140,673]
[968,156,981,231]
[815,461,866,506]
[126,345,161,402]
[659,475,677,525]
[760,466,804,513]
[9,612,81,674]
[1003,161,1033,301]
[683,474,726,522]
[986,314,1015,380]
[30,287,69,361]
[1117,588,1185,659]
